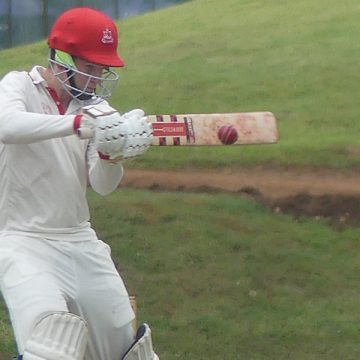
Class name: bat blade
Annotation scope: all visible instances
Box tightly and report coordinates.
[148,112,278,146]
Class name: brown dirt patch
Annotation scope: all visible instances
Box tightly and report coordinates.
[122,167,360,228]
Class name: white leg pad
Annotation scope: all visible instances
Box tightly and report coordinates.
[122,323,159,360]
[23,312,88,360]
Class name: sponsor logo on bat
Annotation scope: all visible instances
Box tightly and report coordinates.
[152,122,187,137]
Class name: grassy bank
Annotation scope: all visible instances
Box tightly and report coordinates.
[0,0,359,169]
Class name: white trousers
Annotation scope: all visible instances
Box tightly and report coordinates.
[0,235,135,360]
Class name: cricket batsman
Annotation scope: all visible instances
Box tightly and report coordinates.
[0,7,158,360]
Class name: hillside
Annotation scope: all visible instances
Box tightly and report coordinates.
[0,0,359,170]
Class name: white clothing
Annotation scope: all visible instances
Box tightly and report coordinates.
[0,66,124,241]
[0,66,135,359]
[0,235,135,359]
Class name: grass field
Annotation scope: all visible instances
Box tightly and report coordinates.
[87,190,360,359]
[1,0,360,359]
[3,190,359,358]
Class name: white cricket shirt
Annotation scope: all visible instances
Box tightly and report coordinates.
[0,66,124,241]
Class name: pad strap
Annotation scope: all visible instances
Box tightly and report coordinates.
[122,323,159,360]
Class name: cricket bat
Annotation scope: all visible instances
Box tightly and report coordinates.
[148,112,278,146]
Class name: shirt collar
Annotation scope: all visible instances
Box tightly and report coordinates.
[28,66,47,85]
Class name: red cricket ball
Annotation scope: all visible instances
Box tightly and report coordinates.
[217,125,238,145]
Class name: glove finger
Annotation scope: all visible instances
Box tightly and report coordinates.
[123,109,145,119]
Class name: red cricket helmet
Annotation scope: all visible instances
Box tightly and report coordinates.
[48,7,125,67]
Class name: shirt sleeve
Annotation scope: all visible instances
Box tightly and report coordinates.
[0,71,75,144]
[86,140,124,196]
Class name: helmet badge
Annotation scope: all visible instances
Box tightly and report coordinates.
[102,28,114,44]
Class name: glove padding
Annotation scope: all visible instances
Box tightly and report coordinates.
[80,104,153,162]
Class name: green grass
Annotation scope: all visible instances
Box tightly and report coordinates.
[0,298,13,356]
[4,189,359,358]
[2,189,360,358]
[118,0,360,169]
[1,0,360,169]
[89,190,360,359]
[88,189,360,360]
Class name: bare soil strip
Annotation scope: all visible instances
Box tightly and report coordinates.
[122,167,360,198]
[122,168,360,227]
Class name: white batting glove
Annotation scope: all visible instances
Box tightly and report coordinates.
[103,109,153,161]
[76,104,153,162]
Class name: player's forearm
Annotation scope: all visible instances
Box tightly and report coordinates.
[88,147,124,195]
[0,110,77,144]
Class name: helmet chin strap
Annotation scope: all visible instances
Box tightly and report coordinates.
[67,70,94,100]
